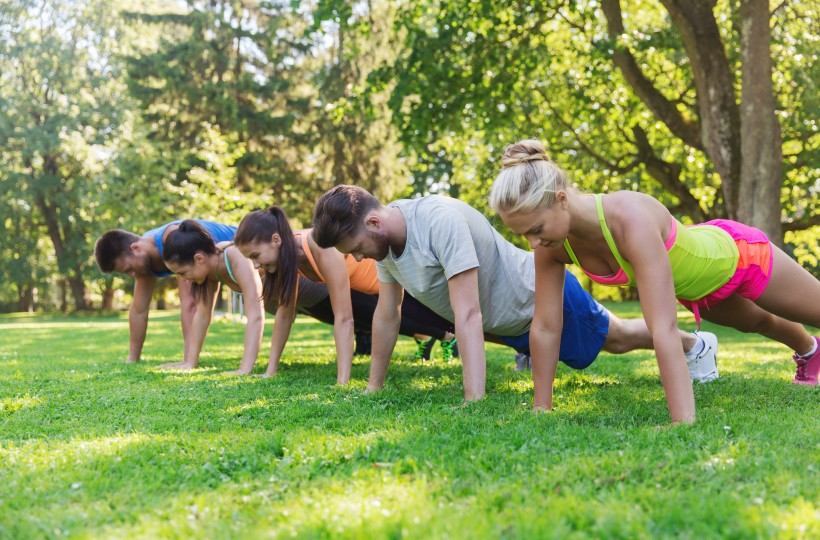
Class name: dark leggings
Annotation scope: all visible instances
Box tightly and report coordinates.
[299,290,453,340]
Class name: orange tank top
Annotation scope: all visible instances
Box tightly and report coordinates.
[295,230,380,295]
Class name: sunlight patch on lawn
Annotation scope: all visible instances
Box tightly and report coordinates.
[285,429,408,466]
[0,321,129,330]
[768,498,820,538]
[0,394,43,414]
[497,378,532,394]
[1,432,170,471]
[225,398,271,415]
[273,477,436,536]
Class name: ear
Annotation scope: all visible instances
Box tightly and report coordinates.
[193,252,207,265]
[364,213,381,231]
[555,190,569,208]
[130,241,141,255]
[271,233,281,247]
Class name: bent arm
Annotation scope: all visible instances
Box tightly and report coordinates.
[530,250,566,411]
[368,280,403,392]
[447,268,486,401]
[128,274,156,362]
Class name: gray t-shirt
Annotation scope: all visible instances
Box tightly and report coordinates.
[376,196,535,336]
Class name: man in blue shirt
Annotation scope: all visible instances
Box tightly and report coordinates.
[94,220,236,363]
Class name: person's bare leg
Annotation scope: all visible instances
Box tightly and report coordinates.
[752,246,820,353]
[602,312,697,354]
[698,294,814,353]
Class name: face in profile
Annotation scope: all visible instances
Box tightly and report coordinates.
[499,200,570,251]
[164,255,211,284]
[236,238,281,274]
[335,228,390,262]
[114,253,152,278]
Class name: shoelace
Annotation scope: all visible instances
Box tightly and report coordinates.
[440,338,457,361]
[414,338,432,360]
[794,358,808,381]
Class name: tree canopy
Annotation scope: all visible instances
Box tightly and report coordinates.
[0,0,816,311]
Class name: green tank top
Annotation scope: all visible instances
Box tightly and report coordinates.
[564,194,739,301]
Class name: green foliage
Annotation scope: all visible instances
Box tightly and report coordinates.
[1,309,818,537]
[0,0,134,309]
[1,0,816,310]
[385,0,816,237]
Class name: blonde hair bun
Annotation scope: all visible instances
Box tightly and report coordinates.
[501,139,550,169]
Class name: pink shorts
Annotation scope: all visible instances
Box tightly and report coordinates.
[678,219,773,324]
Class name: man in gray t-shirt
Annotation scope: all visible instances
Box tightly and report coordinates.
[311,186,711,402]
[376,196,535,337]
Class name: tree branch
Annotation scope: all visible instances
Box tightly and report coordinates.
[535,86,639,174]
[631,125,710,221]
[600,0,703,150]
[782,213,820,232]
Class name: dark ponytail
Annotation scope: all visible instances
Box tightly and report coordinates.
[235,206,298,309]
[163,220,218,303]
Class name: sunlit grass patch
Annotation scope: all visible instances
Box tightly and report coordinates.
[0,307,817,538]
[0,394,43,415]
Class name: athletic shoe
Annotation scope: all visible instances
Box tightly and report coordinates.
[793,336,820,386]
[440,338,458,362]
[514,352,531,372]
[354,331,372,356]
[414,337,436,361]
[685,331,719,383]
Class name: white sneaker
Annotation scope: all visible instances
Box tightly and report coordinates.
[685,331,719,382]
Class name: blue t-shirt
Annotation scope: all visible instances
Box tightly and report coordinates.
[142,220,237,277]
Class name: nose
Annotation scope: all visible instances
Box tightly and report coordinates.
[527,237,541,249]
[353,253,364,262]
[252,262,261,270]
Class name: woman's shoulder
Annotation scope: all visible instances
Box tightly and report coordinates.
[605,191,667,220]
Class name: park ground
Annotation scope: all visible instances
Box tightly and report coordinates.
[0,304,818,539]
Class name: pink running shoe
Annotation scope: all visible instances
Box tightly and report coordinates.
[792,336,820,386]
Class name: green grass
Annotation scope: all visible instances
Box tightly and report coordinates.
[0,305,818,539]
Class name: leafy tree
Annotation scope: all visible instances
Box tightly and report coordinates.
[387,0,817,244]
[0,0,134,309]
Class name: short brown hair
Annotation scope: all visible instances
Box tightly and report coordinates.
[311,185,381,248]
[94,230,141,273]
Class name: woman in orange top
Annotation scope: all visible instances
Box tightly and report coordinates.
[234,206,455,384]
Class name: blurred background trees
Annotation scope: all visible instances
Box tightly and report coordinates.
[1,0,816,311]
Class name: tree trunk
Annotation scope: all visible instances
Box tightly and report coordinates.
[67,275,91,311]
[660,0,742,219]
[59,279,68,313]
[737,0,783,246]
[34,186,91,311]
[17,282,34,313]
[102,280,115,311]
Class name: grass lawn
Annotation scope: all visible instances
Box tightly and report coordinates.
[0,305,818,539]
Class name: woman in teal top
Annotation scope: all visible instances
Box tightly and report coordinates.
[161,220,265,375]
[489,139,820,425]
